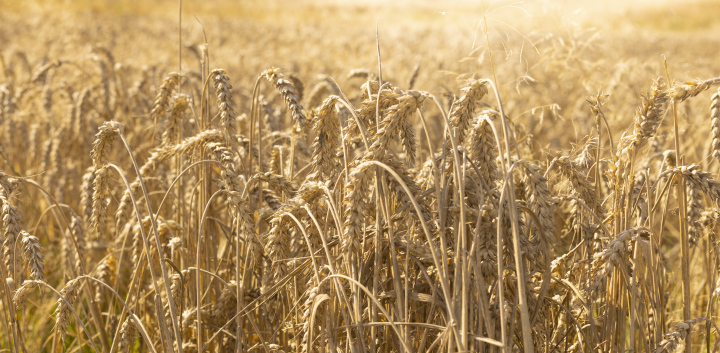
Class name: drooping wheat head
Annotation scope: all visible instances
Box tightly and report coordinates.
[262,68,307,132]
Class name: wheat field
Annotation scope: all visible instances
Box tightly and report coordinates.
[1,0,720,352]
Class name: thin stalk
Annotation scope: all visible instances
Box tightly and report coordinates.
[475,10,532,349]
[424,95,466,351]
[0,285,12,352]
[235,216,244,353]
[372,179,382,353]
[664,60,691,353]
[178,0,182,74]
[199,61,212,350]
[0,252,20,353]
[108,254,148,353]
[705,226,716,353]
[202,260,312,350]
[116,131,183,352]
[21,179,111,353]
[487,78,533,353]
[630,236,639,351]
[460,151,469,349]
[289,211,358,349]
[359,160,464,348]
[373,21,386,352]
[175,5,184,233]
[380,175,407,348]
[156,160,221,216]
[323,274,412,353]
[108,163,176,348]
[87,274,157,352]
[196,189,231,352]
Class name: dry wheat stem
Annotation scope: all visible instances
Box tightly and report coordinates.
[78,274,157,353]
[107,129,183,352]
[18,178,113,352]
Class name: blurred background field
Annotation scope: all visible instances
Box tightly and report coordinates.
[1,0,719,152]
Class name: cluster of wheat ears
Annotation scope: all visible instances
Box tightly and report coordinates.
[2,12,720,353]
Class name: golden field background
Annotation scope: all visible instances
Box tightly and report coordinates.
[1,0,720,352]
[2,0,719,150]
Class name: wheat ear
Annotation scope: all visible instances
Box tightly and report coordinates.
[162,93,190,145]
[13,280,36,309]
[20,230,44,281]
[467,111,500,191]
[262,68,307,131]
[446,79,489,151]
[670,77,720,103]
[309,95,341,180]
[54,278,80,343]
[1,174,22,279]
[710,88,720,164]
[118,316,138,353]
[654,318,706,353]
[150,72,181,123]
[90,121,122,236]
[211,69,239,144]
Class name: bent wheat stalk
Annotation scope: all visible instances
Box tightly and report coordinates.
[14,280,101,353]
